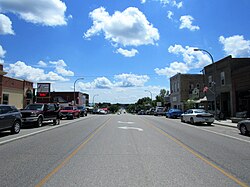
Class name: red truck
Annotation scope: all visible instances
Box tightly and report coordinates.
[21,103,61,127]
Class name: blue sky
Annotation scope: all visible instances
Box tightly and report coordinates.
[0,0,250,103]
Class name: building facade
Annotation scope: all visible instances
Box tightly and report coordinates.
[204,55,250,118]
[170,73,204,111]
[0,64,34,109]
[36,91,89,106]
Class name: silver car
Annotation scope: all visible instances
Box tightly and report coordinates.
[181,109,214,125]
[237,120,250,135]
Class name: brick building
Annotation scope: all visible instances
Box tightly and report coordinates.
[0,64,34,109]
[170,73,204,111]
[204,55,250,118]
[36,91,89,106]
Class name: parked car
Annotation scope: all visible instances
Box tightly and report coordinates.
[154,107,166,116]
[237,120,250,135]
[181,109,214,125]
[145,108,155,115]
[0,104,22,134]
[21,103,61,127]
[60,106,80,119]
[137,110,145,115]
[77,106,87,117]
[166,109,183,118]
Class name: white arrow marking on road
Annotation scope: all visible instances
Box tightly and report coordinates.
[118,126,143,132]
[118,121,135,124]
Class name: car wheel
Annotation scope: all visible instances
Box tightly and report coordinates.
[36,117,43,127]
[240,124,248,135]
[181,116,184,122]
[53,118,60,125]
[11,120,21,134]
[190,118,195,125]
[207,122,212,125]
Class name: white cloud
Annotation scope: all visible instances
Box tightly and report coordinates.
[0,44,6,58]
[179,15,199,31]
[168,44,211,68]
[79,77,113,90]
[0,14,14,35]
[6,61,68,82]
[116,48,138,57]
[142,0,183,8]
[84,7,159,47]
[219,35,250,57]
[37,61,47,67]
[0,0,67,26]
[114,73,150,87]
[155,44,212,77]
[167,11,174,20]
[78,73,150,90]
[49,59,74,76]
[155,61,189,77]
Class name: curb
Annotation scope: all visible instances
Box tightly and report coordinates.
[213,121,237,128]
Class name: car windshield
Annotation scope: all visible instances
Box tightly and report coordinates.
[25,104,43,111]
[194,109,206,113]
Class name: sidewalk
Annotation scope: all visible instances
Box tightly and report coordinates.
[213,119,238,128]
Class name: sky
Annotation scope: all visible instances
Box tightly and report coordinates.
[0,0,250,104]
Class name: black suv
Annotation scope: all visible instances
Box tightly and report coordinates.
[21,103,60,127]
[0,104,22,134]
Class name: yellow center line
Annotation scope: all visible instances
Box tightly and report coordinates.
[141,118,248,187]
[36,117,111,187]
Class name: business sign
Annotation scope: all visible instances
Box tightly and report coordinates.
[37,83,50,97]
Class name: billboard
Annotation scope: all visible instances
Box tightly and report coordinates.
[37,83,50,97]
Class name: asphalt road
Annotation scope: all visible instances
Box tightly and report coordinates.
[0,114,249,187]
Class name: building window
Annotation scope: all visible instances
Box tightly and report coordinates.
[208,76,212,87]
[177,82,180,92]
[2,94,9,104]
[221,72,225,86]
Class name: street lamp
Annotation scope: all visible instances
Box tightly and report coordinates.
[74,78,84,106]
[145,90,152,105]
[92,94,99,107]
[194,48,217,119]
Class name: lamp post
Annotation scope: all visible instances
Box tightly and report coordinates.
[74,78,84,106]
[92,94,99,107]
[145,90,152,106]
[194,48,217,119]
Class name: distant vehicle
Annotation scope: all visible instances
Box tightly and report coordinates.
[145,108,155,115]
[98,109,107,115]
[0,104,22,134]
[166,109,183,118]
[21,103,60,127]
[137,110,145,115]
[237,120,250,135]
[154,107,166,116]
[181,109,214,125]
[77,106,87,117]
[60,106,80,119]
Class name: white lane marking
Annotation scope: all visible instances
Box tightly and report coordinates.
[118,121,135,124]
[118,126,143,132]
[182,123,250,144]
[0,116,93,146]
[199,128,250,143]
